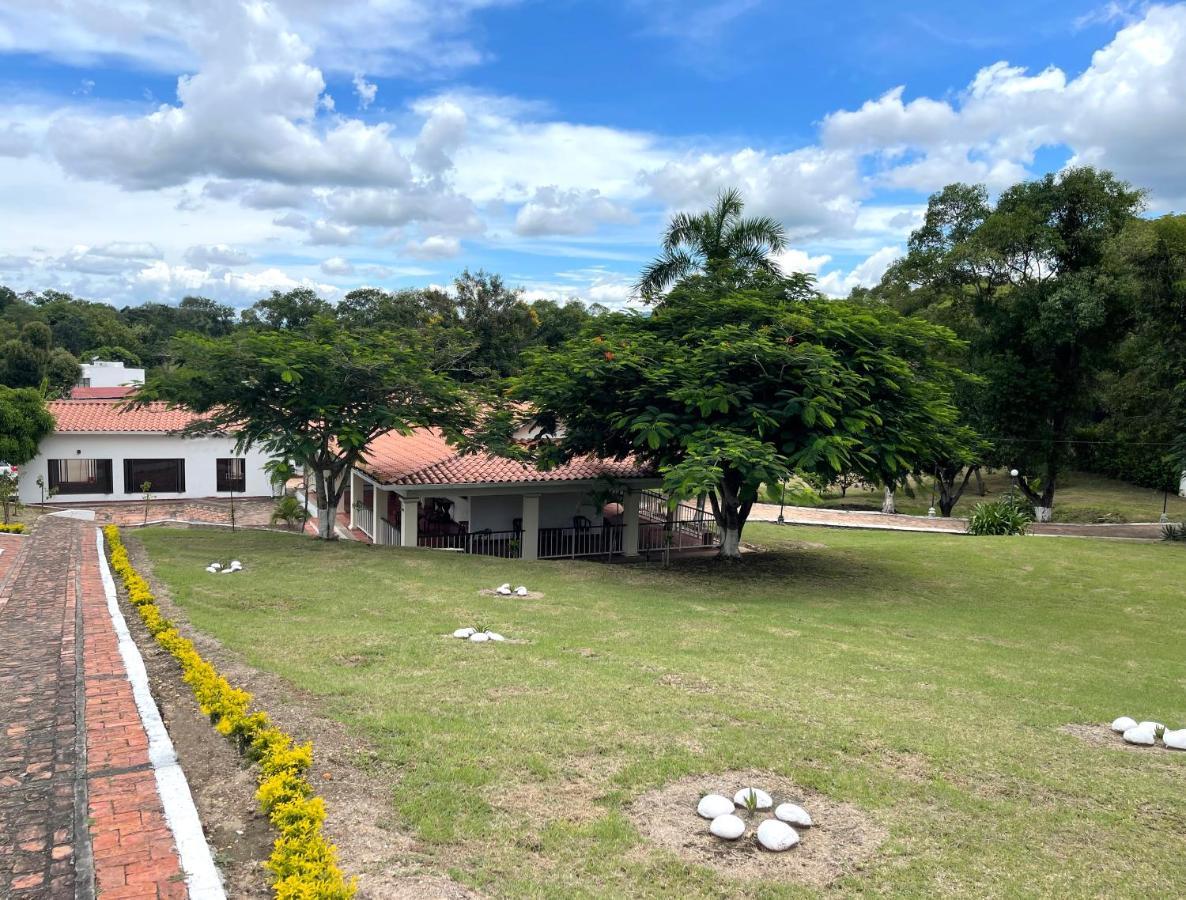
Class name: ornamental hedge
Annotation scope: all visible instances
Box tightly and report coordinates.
[0,523,26,533]
[103,525,355,899]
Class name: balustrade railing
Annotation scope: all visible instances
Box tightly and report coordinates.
[537,524,625,560]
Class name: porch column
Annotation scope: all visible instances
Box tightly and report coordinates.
[623,490,641,557]
[373,485,388,544]
[348,470,360,529]
[521,494,540,561]
[400,496,419,548]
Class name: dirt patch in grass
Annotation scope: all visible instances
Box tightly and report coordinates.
[121,528,478,900]
[477,588,545,599]
[626,769,886,886]
[1060,723,1186,755]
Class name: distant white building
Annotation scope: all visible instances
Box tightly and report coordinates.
[19,399,276,506]
[78,359,145,390]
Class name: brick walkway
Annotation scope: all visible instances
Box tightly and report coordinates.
[0,516,193,898]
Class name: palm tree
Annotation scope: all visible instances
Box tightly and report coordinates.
[636,188,788,300]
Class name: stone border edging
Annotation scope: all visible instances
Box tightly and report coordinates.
[94,528,227,900]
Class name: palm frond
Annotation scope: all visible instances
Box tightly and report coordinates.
[635,251,698,301]
[725,215,788,254]
[662,211,705,254]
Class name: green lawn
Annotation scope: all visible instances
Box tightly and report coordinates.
[138,526,1186,897]
[803,469,1186,523]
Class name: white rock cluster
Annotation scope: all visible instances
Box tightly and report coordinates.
[1111,715,1183,750]
[494,583,529,596]
[453,627,506,643]
[697,787,813,852]
[206,559,243,574]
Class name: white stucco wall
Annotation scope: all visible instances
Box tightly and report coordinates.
[462,491,602,532]
[18,433,276,504]
[79,361,145,388]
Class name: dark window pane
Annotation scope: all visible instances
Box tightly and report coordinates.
[47,459,113,495]
[124,459,185,493]
[216,458,246,492]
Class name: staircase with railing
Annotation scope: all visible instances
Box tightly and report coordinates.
[638,491,721,553]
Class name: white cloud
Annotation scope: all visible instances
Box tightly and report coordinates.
[403,235,461,259]
[815,246,902,297]
[319,256,355,275]
[352,72,377,110]
[305,219,358,245]
[184,244,252,267]
[514,186,636,236]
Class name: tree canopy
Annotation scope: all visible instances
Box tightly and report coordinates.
[135,318,475,539]
[515,269,967,558]
[880,167,1145,518]
[636,188,787,301]
[0,386,54,465]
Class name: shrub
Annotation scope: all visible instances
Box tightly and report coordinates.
[102,526,355,899]
[967,497,1033,536]
[1162,522,1186,542]
[0,522,26,533]
[271,494,306,530]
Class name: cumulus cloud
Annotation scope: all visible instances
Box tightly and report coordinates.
[184,244,252,267]
[402,235,461,259]
[319,256,354,275]
[47,2,413,190]
[352,72,378,109]
[514,186,636,236]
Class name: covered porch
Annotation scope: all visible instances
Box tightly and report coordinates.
[345,470,720,560]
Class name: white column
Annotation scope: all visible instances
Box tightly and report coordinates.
[373,486,387,544]
[521,494,540,561]
[348,471,359,529]
[400,496,419,548]
[623,491,641,557]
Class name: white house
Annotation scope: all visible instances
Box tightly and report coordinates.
[342,428,720,560]
[18,399,275,505]
[78,359,145,389]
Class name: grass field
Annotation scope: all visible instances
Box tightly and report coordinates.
[138,526,1186,897]
[802,469,1186,523]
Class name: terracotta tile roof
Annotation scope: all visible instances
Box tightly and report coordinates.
[358,428,655,487]
[69,386,136,400]
[49,399,204,434]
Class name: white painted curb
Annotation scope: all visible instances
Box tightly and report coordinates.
[95,528,227,900]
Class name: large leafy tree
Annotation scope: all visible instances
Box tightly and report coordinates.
[885,168,1143,519]
[516,270,966,559]
[636,188,787,300]
[135,318,474,540]
[0,385,54,465]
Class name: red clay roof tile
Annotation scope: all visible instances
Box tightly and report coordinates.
[358,428,654,486]
[48,399,203,433]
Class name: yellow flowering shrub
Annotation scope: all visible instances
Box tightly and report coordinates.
[0,523,27,533]
[102,526,355,899]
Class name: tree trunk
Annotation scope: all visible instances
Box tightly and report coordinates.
[1016,469,1057,523]
[707,474,751,561]
[881,486,895,515]
[719,528,741,558]
[312,468,339,541]
[974,466,986,496]
[937,466,976,517]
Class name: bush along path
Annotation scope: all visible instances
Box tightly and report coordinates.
[103,526,355,900]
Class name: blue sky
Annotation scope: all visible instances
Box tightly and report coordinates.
[0,0,1183,308]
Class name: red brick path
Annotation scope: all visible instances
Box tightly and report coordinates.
[0,516,191,898]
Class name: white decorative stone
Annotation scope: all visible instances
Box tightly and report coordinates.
[469,632,490,642]
[709,814,745,840]
[733,788,772,810]
[497,587,512,595]
[1163,728,1186,750]
[220,568,234,574]
[774,803,812,827]
[486,632,506,642]
[453,627,476,638]
[1138,721,1165,731]
[515,586,528,596]
[1123,724,1157,745]
[230,560,241,568]
[205,566,217,573]
[1110,716,1137,733]
[697,794,735,820]
[756,818,800,851]
[210,562,222,570]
